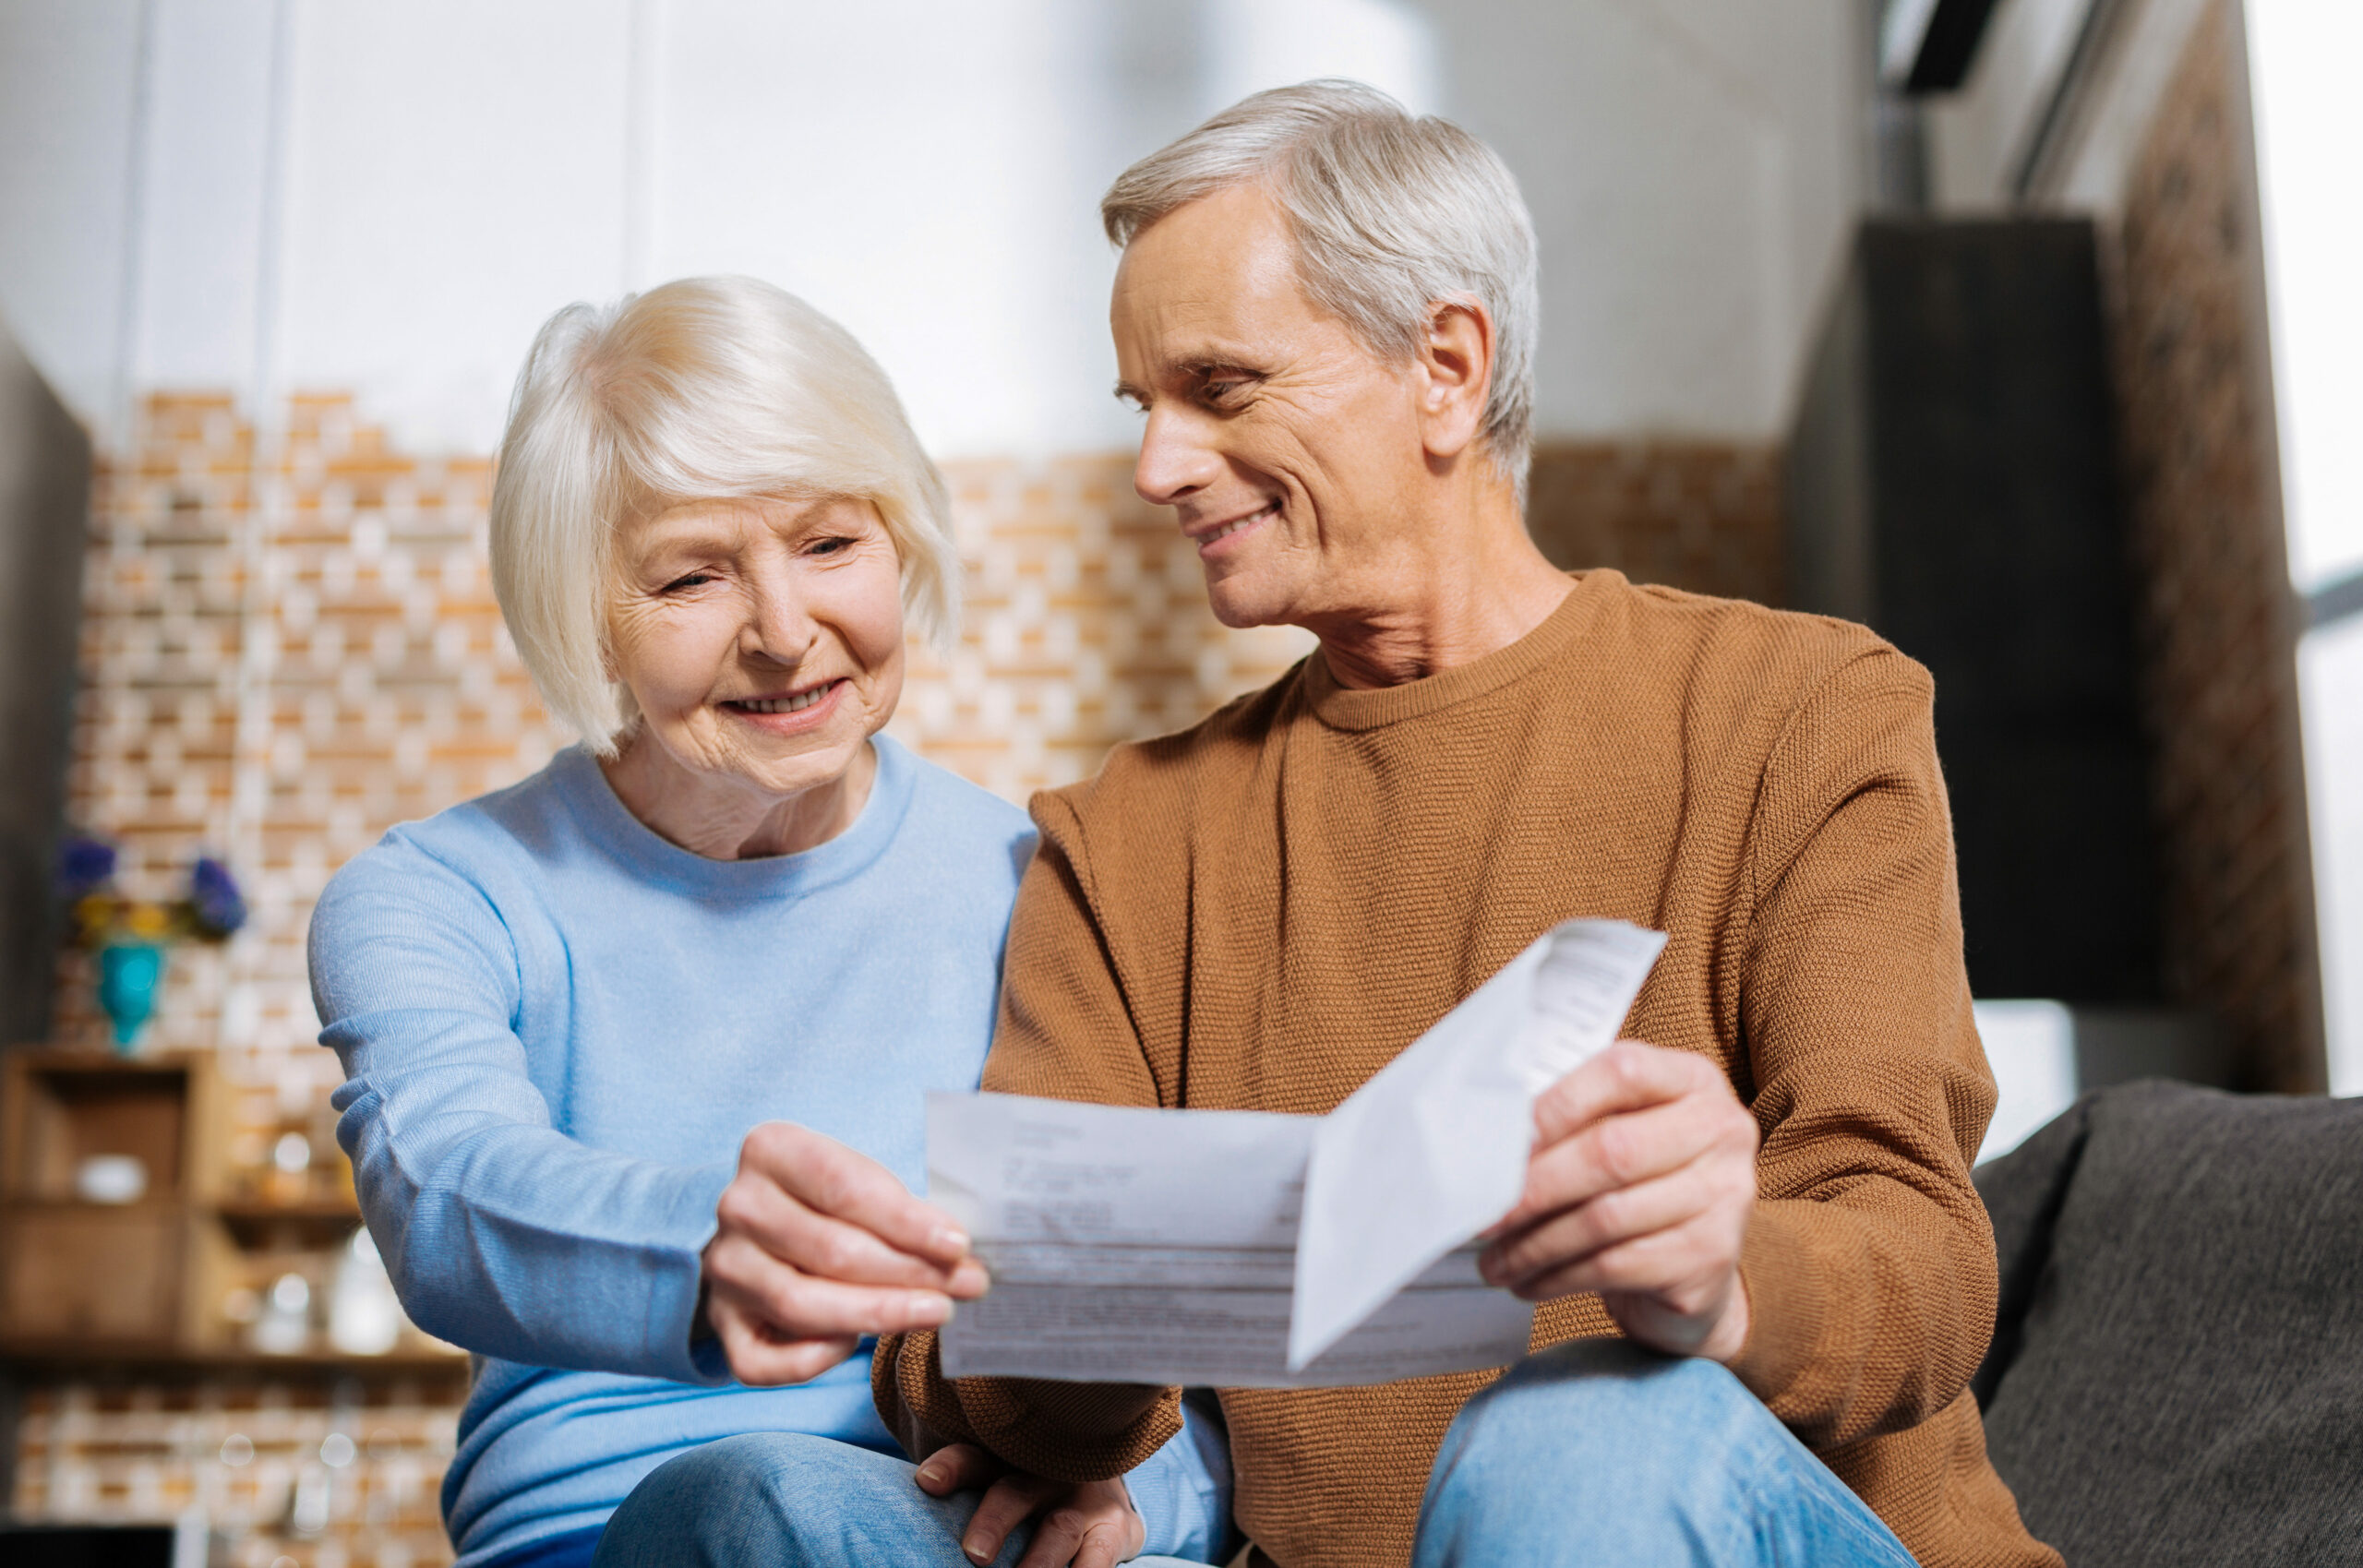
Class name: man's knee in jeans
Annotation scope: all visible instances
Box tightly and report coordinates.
[1422,1339,1770,1516]
[1414,1338,1916,1568]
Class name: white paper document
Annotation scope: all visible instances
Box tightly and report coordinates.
[930,919,1667,1387]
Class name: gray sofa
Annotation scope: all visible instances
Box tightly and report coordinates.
[1973,1080,2363,1565]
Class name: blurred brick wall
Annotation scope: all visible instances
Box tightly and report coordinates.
[50,393,550,1125]
[22,392,1781,1560]
[2105,0,2324,1090]
[48,394,1320,1071]
[1525,440,1783,607]
[12,1373,463,1568]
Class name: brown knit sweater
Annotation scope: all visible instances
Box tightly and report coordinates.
[876,571,2058,1568]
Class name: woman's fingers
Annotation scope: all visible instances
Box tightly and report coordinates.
[717,1164,984,1295]
[709,1235,956,1334]
[742,1121,976,1270]
[702,1127,1000,1358]
[705,1294,859,1387]
[704,1232,958,1339]
[717,1329,857,1387]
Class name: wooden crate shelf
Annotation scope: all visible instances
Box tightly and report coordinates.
[0,1047,462,1371]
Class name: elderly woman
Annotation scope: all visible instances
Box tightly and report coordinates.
[309,278,1229,1568]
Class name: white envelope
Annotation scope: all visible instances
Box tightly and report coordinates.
[930,918,1666,1386]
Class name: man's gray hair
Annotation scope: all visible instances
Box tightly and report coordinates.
[1102,80,1539,499]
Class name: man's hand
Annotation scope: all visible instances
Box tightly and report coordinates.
[701,1121,988,1386]
[914,1442,1146,1568]
[1480,1040,1759,1362]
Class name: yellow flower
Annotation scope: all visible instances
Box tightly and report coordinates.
[73,894,115,943]
[126,902,172,939]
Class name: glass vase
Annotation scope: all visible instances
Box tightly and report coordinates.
[96,940,167,1054]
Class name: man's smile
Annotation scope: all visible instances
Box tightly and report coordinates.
[1186,497,1281,557]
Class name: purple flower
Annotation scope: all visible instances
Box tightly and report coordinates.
[57,836,118,899]
[188,856,247,938]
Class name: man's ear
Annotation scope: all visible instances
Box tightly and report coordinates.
[1417,296,1494,463]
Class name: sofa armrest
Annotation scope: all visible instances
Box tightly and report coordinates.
[1969,1092,2093,1408]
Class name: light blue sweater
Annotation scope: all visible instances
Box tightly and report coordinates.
[308,736,1228,1564]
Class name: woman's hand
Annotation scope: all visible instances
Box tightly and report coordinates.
[915,1442,1146,1568]
[701,1121,988,1385]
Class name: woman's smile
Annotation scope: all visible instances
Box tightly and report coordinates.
[721,677,846,731]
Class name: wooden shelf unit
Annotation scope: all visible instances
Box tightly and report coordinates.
[1,1049,227,1204]
[0,1047,462,1371]
[0,1050,226,1355]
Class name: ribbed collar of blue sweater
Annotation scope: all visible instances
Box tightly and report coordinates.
[546,731,921,902]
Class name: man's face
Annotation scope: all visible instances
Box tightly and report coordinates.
[1110,183,1436,630]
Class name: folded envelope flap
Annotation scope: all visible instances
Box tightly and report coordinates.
[1516,922,1672,1092]
[1287,919,1667,1370]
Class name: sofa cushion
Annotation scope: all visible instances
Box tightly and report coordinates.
[1973,1081,2363,1566]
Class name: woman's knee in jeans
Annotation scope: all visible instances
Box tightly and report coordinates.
[642,1430,860,1502]
[594,1432,899,1566]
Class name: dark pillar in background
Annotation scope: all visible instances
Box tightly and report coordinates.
[1786,218,2161,1007]
[0,329,90,1046]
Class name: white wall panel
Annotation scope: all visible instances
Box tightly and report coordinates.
[2251,0,2363,590]
[1925,0,2091,208]
[0,0,1865,451]
[1201,0,1439,118]
[131,0,275,394]
[0,0,144,433]
[274,0,632,455]
[1432,0,1856,437]
[648,0,1122,459]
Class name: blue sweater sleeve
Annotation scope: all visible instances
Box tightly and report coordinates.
[308,833,735,1385]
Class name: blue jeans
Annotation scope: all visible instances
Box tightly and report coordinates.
[1410,1339,1918,1566]
[593,1341,1918,1566]
[591,1432,1217,1567]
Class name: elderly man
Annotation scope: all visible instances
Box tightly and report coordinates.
[606,83,2058,1568]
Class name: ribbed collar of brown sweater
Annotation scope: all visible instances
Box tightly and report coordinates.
[1300,572,1592,731]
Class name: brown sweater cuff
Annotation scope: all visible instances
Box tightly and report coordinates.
[873,1330,978,1458]
[870,1329,1182,1484]
[1727,1202,1828,1413]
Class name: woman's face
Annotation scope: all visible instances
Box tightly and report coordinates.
[606,494,906,807]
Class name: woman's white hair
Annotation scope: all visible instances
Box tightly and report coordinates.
[490,275,958,756]
[1102,80,1541,500]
